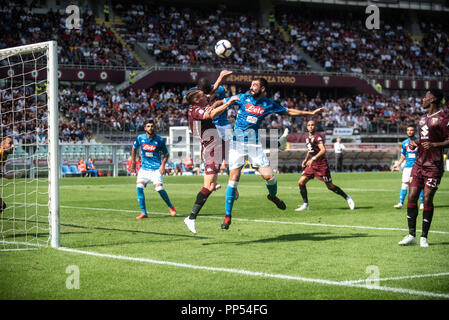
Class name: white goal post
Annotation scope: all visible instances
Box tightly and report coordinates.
[0,41,60,249]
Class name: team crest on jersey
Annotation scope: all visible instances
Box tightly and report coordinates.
[245,104,265,116]
[431,117,439,126]
[142,144,156,151]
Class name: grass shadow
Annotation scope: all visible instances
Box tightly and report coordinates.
[203,232,373,246]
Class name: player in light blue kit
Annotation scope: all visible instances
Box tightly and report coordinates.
[392,125,424,210]
[221,77,324,229]
[131,120,176,219]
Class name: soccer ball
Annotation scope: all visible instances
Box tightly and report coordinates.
[215,40,232,58]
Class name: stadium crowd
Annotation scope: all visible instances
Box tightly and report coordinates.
[56,84,431,138]
[0,1,139,68]
[113,3,310,72]
[277,7,449,77]
[0,81,439,148]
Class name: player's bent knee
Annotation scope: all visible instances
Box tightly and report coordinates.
[155,185,164,192]
[136,183,145,189]
[401,183,409,190]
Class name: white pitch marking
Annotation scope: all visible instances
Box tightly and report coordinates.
[57,246,449,299]
[0,248,38,251]
[341,272,449,285]
[59,205,449,235]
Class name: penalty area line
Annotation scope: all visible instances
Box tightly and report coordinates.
[60,205,449,235]
[57,246,449,299]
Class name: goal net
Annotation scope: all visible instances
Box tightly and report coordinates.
[0,41,60,250]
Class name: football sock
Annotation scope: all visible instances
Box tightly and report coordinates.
[299,186,308,203]
[419,189,424,205]
[136,185,147,215]
[329,185,348,199]
[156,188,173,208]
[189,187,212,219]
[399,186,408,204]
[406,202,418,237]
[422,206,434,238]
[225,181,239,216]
[265,176,277,198]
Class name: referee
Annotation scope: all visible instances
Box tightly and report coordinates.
[334,137,345,172]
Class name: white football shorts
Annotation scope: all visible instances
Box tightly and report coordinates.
[402,167,413,183]
[216,123,233,142]
[137,168,163,186]
[228,140,270,170]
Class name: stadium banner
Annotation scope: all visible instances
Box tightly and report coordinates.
[131,70,448,92]
[333,128,354,136]
[0,67,125,82]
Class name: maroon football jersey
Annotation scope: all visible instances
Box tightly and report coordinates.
[188,105,222,164]
[415,110,449,172]
[305,133,328,166]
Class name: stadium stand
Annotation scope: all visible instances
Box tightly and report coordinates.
[0,1,140,68]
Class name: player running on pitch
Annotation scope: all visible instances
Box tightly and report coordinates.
[183,89,240,234]
[131,120,176,219]
[221,78,324,230]
[392,125,424,210]
[398,89,449,247]
[295,120,354,212]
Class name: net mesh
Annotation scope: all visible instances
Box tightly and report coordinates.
[1,45,52,250]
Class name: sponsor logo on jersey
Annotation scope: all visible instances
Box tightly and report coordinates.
[142,144,156,151]
[245,104,265,116]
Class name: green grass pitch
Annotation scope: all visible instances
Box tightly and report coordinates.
[1,172,449,300]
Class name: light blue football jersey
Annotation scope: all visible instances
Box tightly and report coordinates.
[401,137,419,168]
[225,93,287,142]
[133,134,168,170]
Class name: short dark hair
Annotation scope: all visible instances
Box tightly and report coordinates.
[254,77,268,91]
[197,78,212,94]
[429,89,444,105]
[145,119,155,126]
[185,89,202,105]
[406,125,415,130]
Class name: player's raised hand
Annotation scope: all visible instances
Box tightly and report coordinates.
[391,164,399,172]
[312,107,325,115]
[219,70,233,78]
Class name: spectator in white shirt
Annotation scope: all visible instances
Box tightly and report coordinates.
[334,137,345,172]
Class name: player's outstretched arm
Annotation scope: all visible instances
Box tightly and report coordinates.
[204,96,240,119]
[286,107,325,117]
[212,70,233,93]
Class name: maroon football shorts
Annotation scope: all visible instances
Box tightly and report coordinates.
[202,140,223,176]
[410,165,442,191]
[302,164,332,183]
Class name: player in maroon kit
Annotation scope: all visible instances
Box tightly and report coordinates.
[399,89,449,247]
[295,120,355,211]
[183,89,240,234]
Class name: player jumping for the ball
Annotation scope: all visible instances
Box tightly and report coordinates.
[183,89,240,234]
[295,120,354,212]
[221,78,324,230]
[398,89,449,247]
